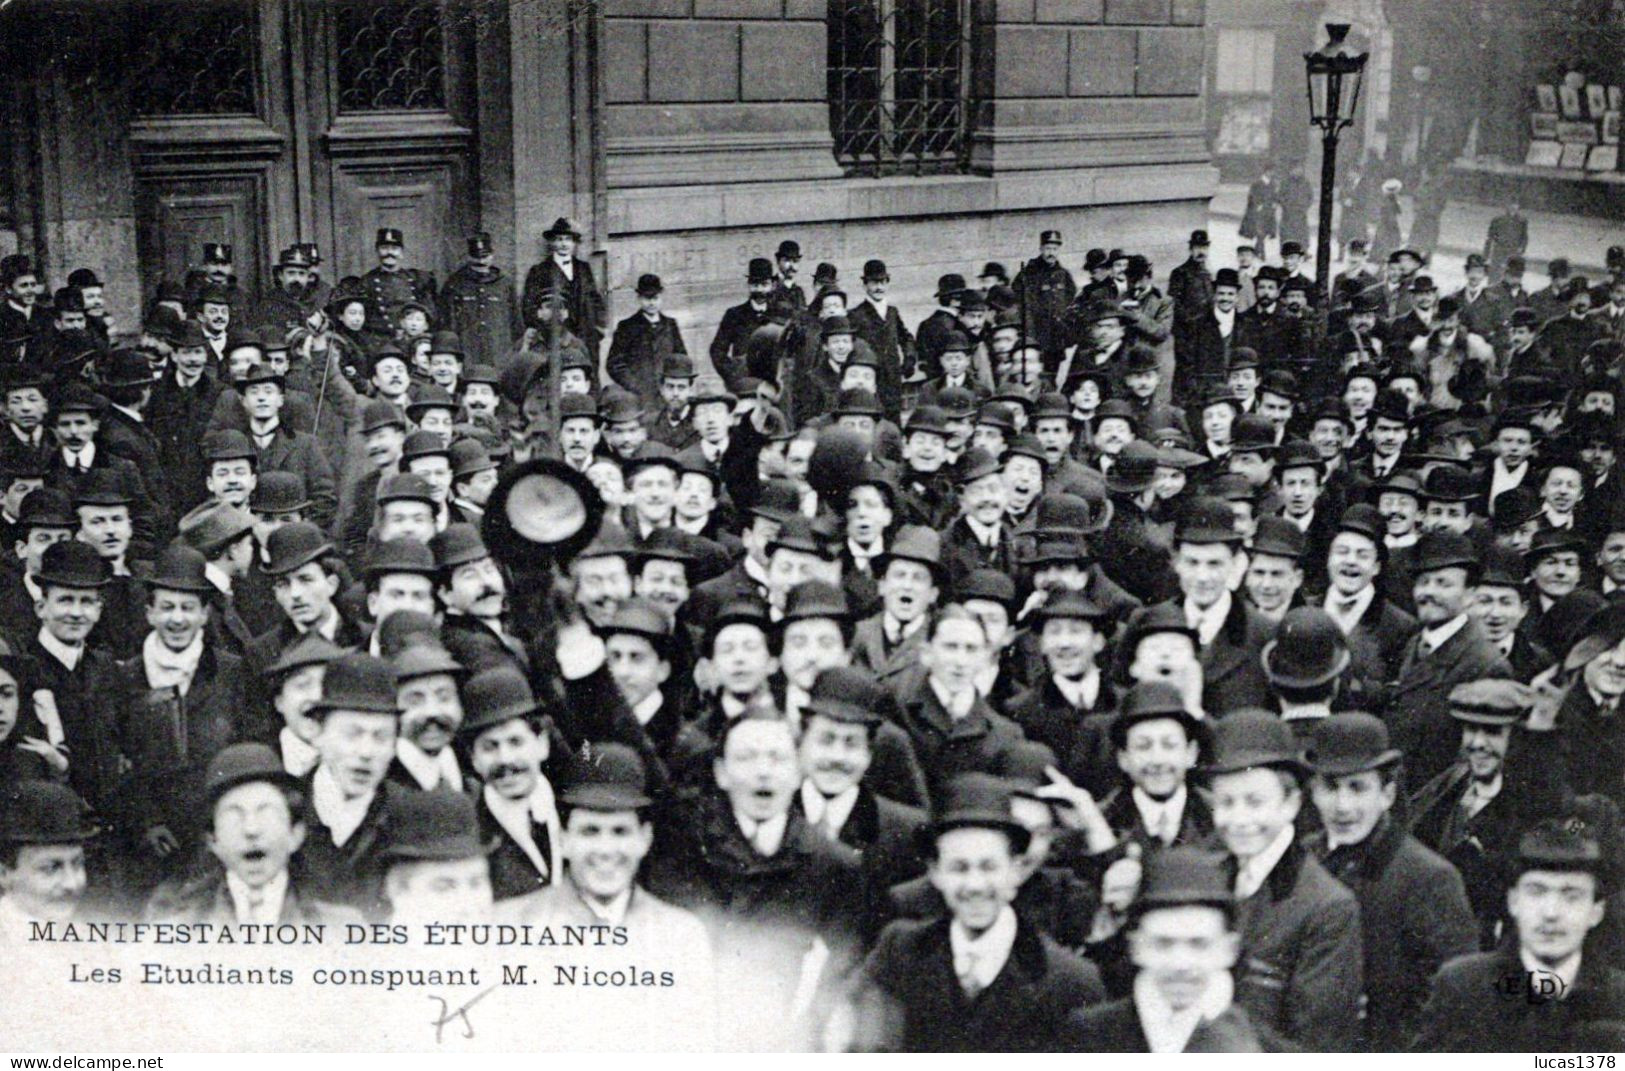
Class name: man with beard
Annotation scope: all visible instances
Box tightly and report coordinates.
[1321,504,1416,699]
[1302,713,1477,1050]
[109,544,246,896]
[437,232,518,370]
[600,390,647,464]
[1234,268,1291,369]
[1389,531,1511,792]
[254,246,319,338]
[646,354,699,451]
[708,259,776,393]
[384,643,464,794]
[1410,678,1568,948]
[287,651,401,916]
[1012,231,1078,383]
[0,780,96,941]
[1415,820,1625,1051]
[1469,546,1550,680]
[839,771,1103,1051]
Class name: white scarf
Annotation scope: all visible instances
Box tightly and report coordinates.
[311,764,374,847]
[142,631,205,697]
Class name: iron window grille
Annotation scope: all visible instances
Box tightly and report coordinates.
[828,0,971,176]
[129,0,257,116]
[335,0,447,111]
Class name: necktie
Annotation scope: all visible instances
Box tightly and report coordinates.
[530,821,551,882]
[957,952,983,999]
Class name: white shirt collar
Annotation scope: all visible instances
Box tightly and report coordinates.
[61,441,95,469]
[1235,824,1294,899]
[882,611,925,646]
[311,763,375,847]
[929,676,977,720]
[1280,700,1333,723]
[279,727,320,778]
[732,809,789,857]
[37,627,83,672]
[631,689,663,727]
[964,516,1002,548]
[1385,529,1418,549]
[394,737,462,791]
[225,869,288,924]
[484,778,559,881]
[848,537,882,564]
[1133,968,1235,1054]
[949,905,1019,991]
[1322,585,1375,634]
[112,403,143,424]
[1520,948,1582,997]
[1542,504,1574,528]
[1132,784,1188,845]
[1052,670,1100,710]
[1184,591,1232,647]
[1419,612,1469,653]
[800,781,861,838]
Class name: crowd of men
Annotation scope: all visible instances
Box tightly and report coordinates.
[1,214,1625,1052]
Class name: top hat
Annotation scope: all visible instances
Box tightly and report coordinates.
[1106,441,1160,495]
[202,743,298,805]
[250,471,310,516]
[927,772,1030,852]
[145,543,214,595]
[1261,608,1350,688]
[178,499,254,555]
[0,781,97,845]
[375,228,405,247]
[805,665,887,728]
[543,217,583,241]
[1202,708,1306,778]
[262,522,333,576]
[1109,680,1204,750]
[1446,678,1532,725]
[747,257,775,284]
[308,653,398,717]
[380,789,492,863]
[561,742,653,811]
[36,540,110,589]
[430,523,490,571]
[1304,712,1402,777]
[467,232,494,257]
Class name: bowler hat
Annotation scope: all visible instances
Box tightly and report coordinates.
[953,570,1013,611]
[635,273,663,297]
[935,386,978,419]
[775,240,801,259]
[601,597,674,649]
[1446,678,1532,725]
[1030,588,1109,624]
[1075,298,1125,327]
[145,543,215,595]
[202,429,257,463]
[36,540,110,589]
[927,772,1030,853]
[1478,545,1528,591]
[660,354,697,381]
[239,362,285,391]
[72,469,131,509]
[1334,502,1386,551]
[747,258,775,285]
[780,579,850,625]
[1259,369,1299,401]
[430,523,490,571]
[935,273,968,301]
[543,217,583,241]
[250,471,310,515]
[1412,530,1479,579]
[1261,607,1350,688]
[448,438,496,480]
[308,653,398,717]
[1202,708,1306,778]
[400,428,451,463]
[705,597,771,653]
[1106,441,1160,495]
[53,383,105,415]
[262,522,333,576]
[364,538,438,579]
[904,405,951,437]
[391,643,464,684]
[1526,527,1588,565]
[689,374,735,408]
[178,499,254,555]
[1304,712,1402,777]
[462,363,499,388]
[1419,464,1477,503]
[381,789,493,862]
[1213,268,1241,289]
[427,331,462,357]
[1230,414,1277,456]
[804,665,887,728]
[405,386,455,422]
[377,472,437,507]
[877,524,944,581]
[1109,680,1205,750]
[577,520,635,563]
[747,479,802,523]
[0,780,97,845]
[99,348,157,388]
[1123,344,1160,374]
[202,743,298,805]
[861,259,889,281]
[1275,440,1322,477]
[1031,491,1111,537]
[1132,847,1233,913]
[833,387,883,419]
[561,742,652,811]
[954,447,1002,487]
[1250,515,1307,560]
[768,515,830,558]
[1176,496,1242,546]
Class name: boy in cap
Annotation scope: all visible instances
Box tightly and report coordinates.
[1413,820,1625,1051]
[1302,712,1477,1049]
[0,781,96,939]
[607,272,687,410]
[838,771,1104,1051]
[1203,710,1363,1050]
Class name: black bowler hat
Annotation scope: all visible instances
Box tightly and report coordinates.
[364,538,437,580]
[876,524,944,581]
[601,597,674,648]
[862,259,888,281]
[309,653,398,717]
[1230,414,1277,456]
[747,257,774,284]
[954,447,1002,487]
[203,743,298,805]
[543,217,583,241]
[392,643,464,684]
[1202,708,1307,778]
[1335,502,1386,550]
[1175,496,1243,546]
[958,569,1016,611]
[459,665,544,738]
[1031,589,1108,624]
[430,522,490,571]
[1412,530,1479,580]
[404,386,455,422]
[1419,464,1477,503]
[72,468,130,509]
[1526,527,1588,566]
[1109,680,1205,750]
[1304,712,1401,777]
[427,330,462,357]
[561,742,652,811]
[780,579,850,625]
[747,479,802,523]
[1261,607,1351,689]
[144,543,215,595]
[636,273,663,297]
[805,665,887,728]
[935,273,967,301]
[926,772,1030,853]
[1250,515,1307,561]
[775,240,801,259]
[1132,847,1233,915]
[263,522,333,576]
[1280,241,1305,258]
[0,780,97,845]
[36,540,109,589]
[1189,229,1211,247]
[99,348,156,388]
[250,471,310,515]
[376,472,436,508]
[381,789,493,862]
[1213,267,1241,289]
[467,232,494,257]
[1107,441,1160,496]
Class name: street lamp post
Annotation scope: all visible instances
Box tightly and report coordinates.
[1304,23,1369,304]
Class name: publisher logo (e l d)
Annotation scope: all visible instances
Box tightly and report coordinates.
[1493,969,1567,1004]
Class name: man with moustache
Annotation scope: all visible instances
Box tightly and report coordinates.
[709,259,776,393]
[430,524,523,676]
[0,781,96,941]
[1302,713,1477,1050]
[386,643,465,793]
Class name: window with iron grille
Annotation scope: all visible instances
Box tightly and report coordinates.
[129,0,257,116]
[828,0,970,176]
[335,0,447,111]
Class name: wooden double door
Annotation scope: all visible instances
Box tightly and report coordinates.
[132,0,477,305]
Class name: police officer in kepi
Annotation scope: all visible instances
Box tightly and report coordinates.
[439,231,519,371]
[254,245,319,338]
[184,243,238,309]
[361,227,438,340]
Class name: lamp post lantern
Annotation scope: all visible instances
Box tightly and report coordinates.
[1304,23,1368,303]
